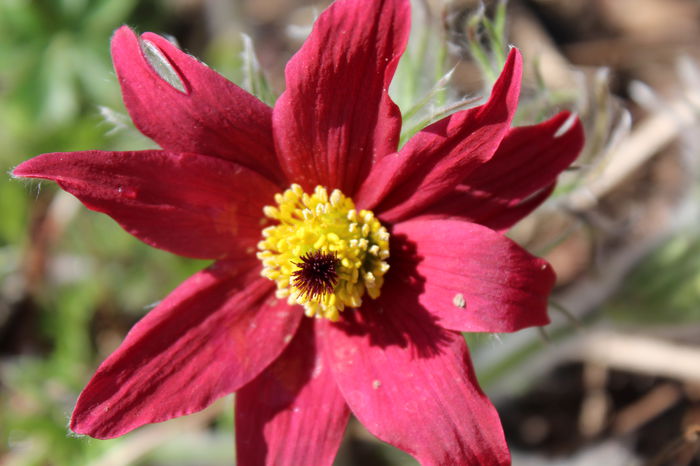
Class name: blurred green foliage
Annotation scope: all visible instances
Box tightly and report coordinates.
[0,1,217,464]
[606,228,700,324]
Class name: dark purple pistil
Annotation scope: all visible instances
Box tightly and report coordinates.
[292,251,339,300]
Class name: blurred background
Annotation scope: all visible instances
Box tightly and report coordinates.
[1,0,699,464]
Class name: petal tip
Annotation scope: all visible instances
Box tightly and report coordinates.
[538,258,557,288]
[505,46,523,79]
[10,163,28,179]
[553,111,582,137]
[111,24,137,49]
[69,411,110,440]
[11,156,49,179]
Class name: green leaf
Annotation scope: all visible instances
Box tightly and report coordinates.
[140,37,187,93]
[241,33,277,105]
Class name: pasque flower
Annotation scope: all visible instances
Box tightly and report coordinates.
[13,0,583,463]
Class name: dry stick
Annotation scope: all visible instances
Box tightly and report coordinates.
[566,97,699,211]
[579,363,610,438]
[613,383,683,435]
[577,331,700,385]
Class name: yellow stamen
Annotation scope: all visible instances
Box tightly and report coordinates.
[257,184,390,321]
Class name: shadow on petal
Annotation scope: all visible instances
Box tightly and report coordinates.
[331,233,452,359]
[236,319,350,465]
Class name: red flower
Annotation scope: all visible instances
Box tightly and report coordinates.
[13,0,583,463]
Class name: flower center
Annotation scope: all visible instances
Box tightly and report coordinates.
[257,184,390,321]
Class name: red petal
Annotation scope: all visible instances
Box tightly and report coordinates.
[423,182,555,233]
[111,26,283,183]
[322,290,510,465]
[420,112,584,231]
[474,183,556,232]
[236,319,350,466]
[273,0,409,194]
[357,48,522,222]
[13,150,277,259]
[392,218,554,332]
[70,260,303,439]
[467,112,584,201]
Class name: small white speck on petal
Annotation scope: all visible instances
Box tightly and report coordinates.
[452,293,466,309]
